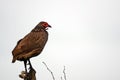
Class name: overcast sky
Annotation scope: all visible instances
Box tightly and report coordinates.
[0,0,120,80]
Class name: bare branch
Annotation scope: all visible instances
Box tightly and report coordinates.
[19,68,36,80]
[42,62,55,80]
[63,66,67,80]
[61,76,63,80]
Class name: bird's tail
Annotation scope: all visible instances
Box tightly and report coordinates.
[12,58,16,63]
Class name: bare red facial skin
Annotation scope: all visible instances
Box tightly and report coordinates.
[42,23,49,28]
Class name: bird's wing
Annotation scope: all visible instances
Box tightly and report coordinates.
[12,31,48,57]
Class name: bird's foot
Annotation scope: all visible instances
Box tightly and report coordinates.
[28,66,33,71]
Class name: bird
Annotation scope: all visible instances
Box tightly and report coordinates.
[12,21,51,72]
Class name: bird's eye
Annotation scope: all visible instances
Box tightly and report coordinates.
[43,23,48,27]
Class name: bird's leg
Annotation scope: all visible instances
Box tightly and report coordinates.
[28,59,33,69]
[24,60,27,73]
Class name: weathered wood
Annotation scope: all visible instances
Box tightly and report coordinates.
[19,68,36,80]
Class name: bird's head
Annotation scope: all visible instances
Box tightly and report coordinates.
[38,21,51,30]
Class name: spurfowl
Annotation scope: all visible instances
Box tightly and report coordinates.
[12,21,51,72]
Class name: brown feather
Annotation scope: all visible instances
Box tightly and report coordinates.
[12,28,48,63]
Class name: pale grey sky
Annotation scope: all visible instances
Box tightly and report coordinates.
[0,0,120,80]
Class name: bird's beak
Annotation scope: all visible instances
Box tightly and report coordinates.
[48,25,52,28]
[45,25,51,30]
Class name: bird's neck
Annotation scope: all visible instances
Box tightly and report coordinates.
[31,26,46,32]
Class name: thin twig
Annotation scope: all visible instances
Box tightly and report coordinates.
[61,76,63,80]
[63,66,66,80]
[42,62,55,80]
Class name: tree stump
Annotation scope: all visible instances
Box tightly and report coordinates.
[19,68,36,80]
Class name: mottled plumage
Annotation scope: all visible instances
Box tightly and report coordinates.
[12,21,51,63]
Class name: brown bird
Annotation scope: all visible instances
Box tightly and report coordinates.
[12,21,51,72]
